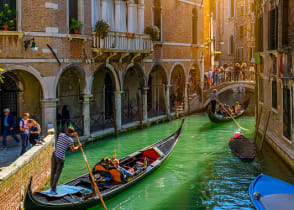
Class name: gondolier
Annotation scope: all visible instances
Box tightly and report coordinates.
[210,89,219,113]
[50,127,81,195]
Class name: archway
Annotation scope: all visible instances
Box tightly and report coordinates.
[170,65,186,112]
[189,65,202,97]
[56,66,86,135]
[0,70,43,135]
[90,65,119,133]
[122,65,145,124]
[147,65,168,118]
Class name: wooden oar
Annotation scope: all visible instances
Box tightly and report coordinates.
[76,135,107,210]
[224,107,249,131]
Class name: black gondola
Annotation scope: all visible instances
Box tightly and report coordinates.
[229,134,256,160]
[207,98,250,123]
[24,119,185,210]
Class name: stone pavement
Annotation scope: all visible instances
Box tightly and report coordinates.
[0,136,22,169]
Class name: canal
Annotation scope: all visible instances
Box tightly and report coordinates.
[59,113,294,209]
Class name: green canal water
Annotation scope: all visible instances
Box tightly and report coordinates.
[59,114,294,210]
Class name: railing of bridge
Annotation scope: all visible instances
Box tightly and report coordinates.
[203,71,255,90]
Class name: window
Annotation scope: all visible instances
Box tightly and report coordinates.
[283,85,291,140]
[69,0,78,33]
[153,0,161,41]
[239,26,244,40]
[192,8,198,44]
[229,0,235,17]
[272,79,277,109]
[272,55,277,75]
[0,0,16,31]
[268,7,278,50]
[281,0,289,47]
[255,16,263,52]
[92,0,101,30]
[259,79,264,102]
[228,35,234,55]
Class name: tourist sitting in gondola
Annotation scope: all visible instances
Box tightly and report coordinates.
[234,101,242,113]
[216,104,226,116]
[113,159,134,180]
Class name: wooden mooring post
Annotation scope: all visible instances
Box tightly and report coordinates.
[137,93,143,129]
[254,106,263,144]
[259,110,271,152]
[162,86,169,119]
[112,98,118,137]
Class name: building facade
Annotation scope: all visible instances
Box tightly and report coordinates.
[255,0,294,169]
[211,0,255,67]
[0,0,206,138]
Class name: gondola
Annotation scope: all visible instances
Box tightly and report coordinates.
[24,119,185,210]
[229,133,256,160]
[207,98,250,123]
[249,174,294,210]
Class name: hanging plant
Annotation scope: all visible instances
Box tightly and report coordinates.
[69,18,83,34]
[95,20,110,39]
[144,25,160,41]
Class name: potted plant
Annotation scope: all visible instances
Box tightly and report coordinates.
[0,3,15,31]
[69,18,82,34]
[144,25,160,41]
[95,20,110,48]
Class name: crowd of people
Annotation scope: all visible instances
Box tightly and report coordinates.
[1,108,41,154]
[204,63,255,89]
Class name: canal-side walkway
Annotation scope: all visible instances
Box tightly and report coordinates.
[0,137,21,169]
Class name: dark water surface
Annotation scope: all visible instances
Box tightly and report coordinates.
[60,115,294,210]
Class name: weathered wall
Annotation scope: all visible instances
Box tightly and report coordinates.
[0,133,55,209]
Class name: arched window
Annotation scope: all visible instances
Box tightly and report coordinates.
[153,0,161,40]
[192,8,198,44]
[228,0,235,18]
[228,35,234,55]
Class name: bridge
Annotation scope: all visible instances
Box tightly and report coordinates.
[189,80,256,112]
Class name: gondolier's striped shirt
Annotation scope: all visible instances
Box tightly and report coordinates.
[53,133,74,160]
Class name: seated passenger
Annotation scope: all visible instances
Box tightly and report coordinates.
[113,159,134,180]
[234,101,242,113]
[217,104,226,116]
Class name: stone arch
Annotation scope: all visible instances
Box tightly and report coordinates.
[188,64,202,96]
[147,64,168,117]
[169,64,187,111]
[122,63,146,124]
[0,66,44,134]
[147,63,168,84]
[168,63,187,85]
[56,64,87,135]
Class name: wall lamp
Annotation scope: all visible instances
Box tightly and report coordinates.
[24,37,38,51]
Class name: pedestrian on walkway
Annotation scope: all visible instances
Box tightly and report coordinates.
[19,113,30,155]
[241,63,247,80]
[28,119,41,146]
[234,63,241,81]
[1,108,20,149]
[249,64,255,80]
[50,127,81,194]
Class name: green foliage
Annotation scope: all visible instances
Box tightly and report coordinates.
[0,3,16,28]
[144,25,160,41]
[95,20,110,39]
[0,68,4,83]
[69,18,82,32]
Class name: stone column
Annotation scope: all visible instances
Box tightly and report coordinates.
[184,83,189,112]
[127,0,136,33]
[137,0,145,34]
[142,87,148,122]
[83,95,92,137]
[101,0,108,21]
[115,0,121,31]
[114,91,122,130]
[166,85,171,115]
[41,98,58,135]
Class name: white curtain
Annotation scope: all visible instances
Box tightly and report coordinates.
[92,0,101,29]
[105,0,115,30]
[120,1,127,32]
[134,4,138,33]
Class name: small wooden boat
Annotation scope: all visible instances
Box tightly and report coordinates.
[229,133,256,159]
[207,98,250,123]
[24,119,185,210]
[249,174,294,210]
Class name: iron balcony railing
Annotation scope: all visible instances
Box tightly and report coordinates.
[93,31,153,53]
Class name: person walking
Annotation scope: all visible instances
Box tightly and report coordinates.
[19,113,30,155]
[50,127,81,194]
[241,63,247,80]
[1,108,20,149]
[234,63,241,81]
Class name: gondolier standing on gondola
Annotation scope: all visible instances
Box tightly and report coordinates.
[50,127,81,195]
[210,89,219,113]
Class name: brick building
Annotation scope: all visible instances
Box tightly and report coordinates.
[255,0,294,169]
[0,0,206,138]
[210,0,255,67]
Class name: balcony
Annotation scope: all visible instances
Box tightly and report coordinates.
[92,31,153,62]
